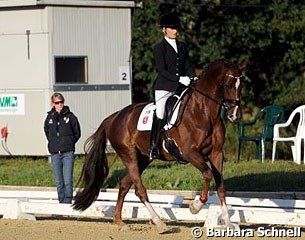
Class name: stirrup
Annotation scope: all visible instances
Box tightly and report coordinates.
[164,138,189,164]
[149,145,160,160]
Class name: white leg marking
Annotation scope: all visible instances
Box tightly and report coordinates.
[144,201,158,219]
[144,201,170,233]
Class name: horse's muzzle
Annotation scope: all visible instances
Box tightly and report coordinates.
[227,105,241,123]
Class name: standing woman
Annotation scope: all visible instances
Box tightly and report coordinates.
[150,12,195,160]
[44,93,81,204]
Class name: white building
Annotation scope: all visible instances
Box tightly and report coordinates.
[0,0,134,156]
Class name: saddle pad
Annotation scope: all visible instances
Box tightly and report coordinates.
[137,102,181,131]
[137,103,156,131]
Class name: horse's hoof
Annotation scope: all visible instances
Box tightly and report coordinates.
[156,222,171,234]
[114,221,127,230]
[119,224,130,231]
[189,204,200,214]
[228,223,240,230]
[218,218,240,230]
[117,222,129,232]
[189,200,203,214]
[152,217,171,234]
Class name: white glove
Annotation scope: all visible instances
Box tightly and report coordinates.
[179,76,191,86]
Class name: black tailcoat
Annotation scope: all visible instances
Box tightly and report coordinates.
[153,38,194,91]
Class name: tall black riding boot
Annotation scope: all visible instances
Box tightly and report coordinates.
[149,117,163,160]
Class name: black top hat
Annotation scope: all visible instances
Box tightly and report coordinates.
[160,13,180,29]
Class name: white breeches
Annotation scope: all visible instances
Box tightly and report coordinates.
[155,90,174,119]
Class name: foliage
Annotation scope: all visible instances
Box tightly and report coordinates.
[0,157,83,186]
[1,157,305,192]
[131,0,305,108]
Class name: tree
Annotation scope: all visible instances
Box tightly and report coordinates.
[131,0,305,110]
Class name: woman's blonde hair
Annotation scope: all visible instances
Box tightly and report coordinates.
[51,92,65,103]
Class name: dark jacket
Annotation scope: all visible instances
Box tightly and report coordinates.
[44,106,81,154]
[153,38,194,91]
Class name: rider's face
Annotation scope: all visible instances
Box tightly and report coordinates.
[52,98,64,112]
[163,27,179,39]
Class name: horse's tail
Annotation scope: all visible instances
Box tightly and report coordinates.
[73,116,112,211]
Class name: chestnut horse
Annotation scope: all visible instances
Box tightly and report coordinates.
[73,59,244,232]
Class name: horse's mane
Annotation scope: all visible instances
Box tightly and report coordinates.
[207,59,236,70]
[201,59,237,81]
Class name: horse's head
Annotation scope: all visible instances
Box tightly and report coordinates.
[196,59,245,123]
[221,60,245,123]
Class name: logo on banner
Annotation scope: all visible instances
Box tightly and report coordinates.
[0,94,25,115]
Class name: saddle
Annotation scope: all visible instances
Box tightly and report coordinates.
[164,85,190,129]
[137,85,191,164]
[137,85,190,131]
[162,85,191,164]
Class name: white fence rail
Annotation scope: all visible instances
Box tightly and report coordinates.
[1,188,305,227]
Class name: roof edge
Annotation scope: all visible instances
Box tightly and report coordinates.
[0,0,135,8]
[0,0,37,8]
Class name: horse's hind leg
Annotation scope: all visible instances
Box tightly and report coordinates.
[114,152,168,233]
[113,153,151,225]
[113,174,132,226]
[113,151,148,224]
[118,152,169,233]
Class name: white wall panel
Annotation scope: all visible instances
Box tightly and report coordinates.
[0,4,132,156]
[0,90,49,156]
[0,8,48,34]
[0,34,49,89]
[51,7,131,85]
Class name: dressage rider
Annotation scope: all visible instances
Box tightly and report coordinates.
[150,12,195,160]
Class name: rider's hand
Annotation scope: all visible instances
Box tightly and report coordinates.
[179,76,191,86]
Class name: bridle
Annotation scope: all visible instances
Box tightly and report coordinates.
[190,73,243,111]
[221,74,243,110]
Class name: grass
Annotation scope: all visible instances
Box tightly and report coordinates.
[1,155,305,192]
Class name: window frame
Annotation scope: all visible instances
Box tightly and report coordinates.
[54,56,88,84]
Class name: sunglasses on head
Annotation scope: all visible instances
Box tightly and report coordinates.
[54,101,64,105]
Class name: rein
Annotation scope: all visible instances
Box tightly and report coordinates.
[190,85,225,107]
[190,74,242,110]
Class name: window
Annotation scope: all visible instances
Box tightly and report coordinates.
[55,56,88,83]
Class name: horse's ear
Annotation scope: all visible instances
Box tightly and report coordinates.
[238,60,248,71]
[195,68,204,77]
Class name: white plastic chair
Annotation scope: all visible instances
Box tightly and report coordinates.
[272,105,305,164]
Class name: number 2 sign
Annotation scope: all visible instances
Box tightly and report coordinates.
[119,66,130,84]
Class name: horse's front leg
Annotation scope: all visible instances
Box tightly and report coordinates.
[209,151,235,228]
[187,150,213,214]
